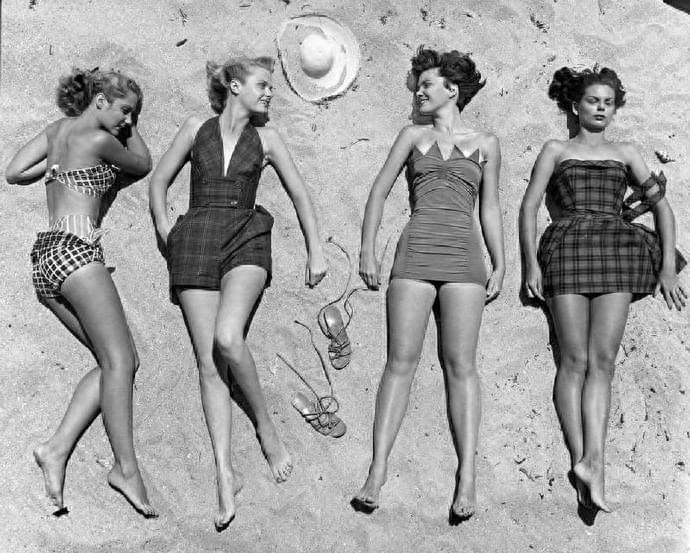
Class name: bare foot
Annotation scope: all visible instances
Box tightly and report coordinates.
[107,464,158,518]
[214,467,244,531]
[351,464,386,513]
[573,460,611,513]
[258,427,292,483]
[33,443,67,509]
[450,472,476,523]
[568,469,591,509]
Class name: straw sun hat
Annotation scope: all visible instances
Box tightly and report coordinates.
[277,14,360,102]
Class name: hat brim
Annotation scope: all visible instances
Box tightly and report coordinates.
[277,14,360,103]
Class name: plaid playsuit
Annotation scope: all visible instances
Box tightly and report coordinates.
[537,159,678,298]
[167,117,273,302]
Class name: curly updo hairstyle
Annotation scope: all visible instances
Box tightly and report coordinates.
[548,66,626,112]
[206,56,275,114]
[409,46,486,111]
[56,68,143,117]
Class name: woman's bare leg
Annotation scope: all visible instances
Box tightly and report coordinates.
[437,283,485,520]
[214,266,292,483]
[177,288,241,529]
[59,263,155,517]
[353,278,436,509]
[574,292,631,513]
[32,297,100,509]
[547,294,590,504]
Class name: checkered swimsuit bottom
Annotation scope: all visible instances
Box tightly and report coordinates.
[31,215,106,299]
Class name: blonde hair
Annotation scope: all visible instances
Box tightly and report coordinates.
[206,56,275,114]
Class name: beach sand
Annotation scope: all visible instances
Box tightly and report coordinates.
[1,0,689,551]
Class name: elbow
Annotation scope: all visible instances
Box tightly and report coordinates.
[138,160,153,177]
[5,163,21,184]
[132,155,153,178]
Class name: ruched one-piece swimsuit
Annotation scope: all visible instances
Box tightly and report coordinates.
[390,141,487,285]
[537,159,681,298]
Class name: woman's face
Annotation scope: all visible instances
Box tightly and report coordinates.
[99,91,139,135]
[415,67,455,114]
[575,84,616,130]
[237,66,273,114]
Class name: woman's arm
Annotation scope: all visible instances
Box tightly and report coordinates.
[518,140,560,301]
[263,127,327,287]
[625,144,686,310]
[6,128,48,185]
[148,116,200,241]
[478,133,505,302]
[359,126,416,289]
[92,125,152,177]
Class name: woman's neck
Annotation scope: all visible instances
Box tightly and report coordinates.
[573,126,608,146]
[431,104,464,134]
[219,100,251,133]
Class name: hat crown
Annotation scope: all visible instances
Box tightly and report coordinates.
[277,14,361,102]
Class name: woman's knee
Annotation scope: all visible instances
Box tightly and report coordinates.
[197,355,222,382]
[99,348,138,375]
[443,353,478,380]
[214,328,245,365]
[587,348,617,377]
[558,348,588,375]
[385,354,419,378]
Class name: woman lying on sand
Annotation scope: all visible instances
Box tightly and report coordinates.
[354,46,505,522]
[519,66,686,512]
[149,56,327,530]
[6,68,156,517]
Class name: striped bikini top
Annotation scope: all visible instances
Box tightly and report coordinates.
[45,163,117,199]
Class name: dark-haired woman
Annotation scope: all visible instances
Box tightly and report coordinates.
[519,66,685,513]
[353,47,505,520]
[6,68,156,516]
[149,56,327,529]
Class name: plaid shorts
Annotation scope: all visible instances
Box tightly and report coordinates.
[30,229,105,299]
[167,205,273,303]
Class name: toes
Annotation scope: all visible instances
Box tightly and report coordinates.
[141,503,158,518]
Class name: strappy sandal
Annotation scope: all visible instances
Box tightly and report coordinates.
[291,392,346,438]
[317,235,394,369]
[317,238,354,369]
[277,321,347,438]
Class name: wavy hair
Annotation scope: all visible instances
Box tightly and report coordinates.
[56,67,143,116]
[548,65,626,112]
[409,46,486,111]
[206,56,275,114]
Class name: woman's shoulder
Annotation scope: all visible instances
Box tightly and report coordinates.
[255,125,283,154]
[396,124,431,147]
[185,114,213,135]
[608,141,643,162]
[538,139,570,160]
[474,130,499,150]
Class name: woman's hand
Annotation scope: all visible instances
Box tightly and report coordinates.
[305,251,327,288]
[524,263,544,301]
[485,267,505,303]
[656,268,687,310]
[359,250,380,290]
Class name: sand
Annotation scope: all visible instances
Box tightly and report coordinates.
[1,0,689,551]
